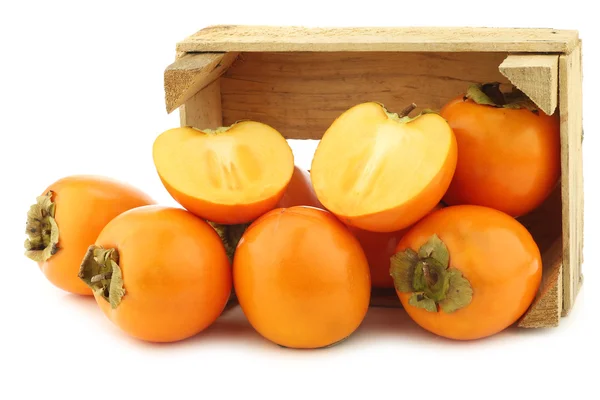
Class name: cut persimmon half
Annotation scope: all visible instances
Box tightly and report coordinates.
[311,102,457,232]
[153,121,294,224]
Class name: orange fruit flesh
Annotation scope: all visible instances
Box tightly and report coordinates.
[153,122,294,222]
[311,102,455,231]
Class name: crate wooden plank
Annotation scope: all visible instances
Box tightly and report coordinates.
[559,42,584,316]
[499,54,558,115]
[518,238,563,328]
[165,52,238,113]
[178,25,579,53]
[220,51,511,139]
[180,79,223,129]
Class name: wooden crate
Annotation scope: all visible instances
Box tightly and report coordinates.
[163,25,584,329]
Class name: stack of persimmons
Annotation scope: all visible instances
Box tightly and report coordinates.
[24,82,560,347]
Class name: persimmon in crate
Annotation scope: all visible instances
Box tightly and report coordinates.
[163,25,584,329]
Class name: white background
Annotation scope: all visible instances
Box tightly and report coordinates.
[1,1,596,399]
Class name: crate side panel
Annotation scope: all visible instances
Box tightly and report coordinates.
[559,43,584,316]
[180,79,223,129]
[178,26,579,53]
[221,52,511,139]
[517,185,563,327]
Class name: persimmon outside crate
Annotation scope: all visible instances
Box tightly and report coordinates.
[163,25,584,329]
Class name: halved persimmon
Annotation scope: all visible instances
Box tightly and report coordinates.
[311,102,457,232]
[153,121,294,224]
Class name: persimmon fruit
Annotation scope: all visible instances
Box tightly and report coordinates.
[348,203,444,288]
[311,102,457,232]
[390,205,542,340]
[440,83,561,217]
[24,175,154,295]
[276,165,322,209]
[152,122,294,224]
[79,205,232,343]
[210,165,322,262]
[233,206,371,349]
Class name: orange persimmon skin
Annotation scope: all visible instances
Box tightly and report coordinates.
[349,203,444,288]
[395,205,542,340]
[37,176,154,295]
[440,96,561,217]
[158,176,286,225]
[276,166,323,209]
[233,206,371,349]
[93,206,232,343]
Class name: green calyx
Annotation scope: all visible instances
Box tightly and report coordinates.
[24,191,60,263]
[465,82,539,113]
[390,234,473,313]
[384,102,438,124]
[78,246,125,309]
[208,221,249,263]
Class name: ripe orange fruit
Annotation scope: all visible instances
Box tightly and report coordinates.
[233,206,371,348]
[24,175,154,295]
[440,83,560,217]
[391,205,542,340]
[348,203,444,288]
[311,102,457,232]
[276,166,322,209]
[153,122,294,224]
[79,205,232,343]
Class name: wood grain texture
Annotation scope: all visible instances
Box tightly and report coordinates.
[178,25,579,53]
[559,42,584,316]
[517,184,562,327]
[518,238,563,328]
[164,52,238,113]
[179,79,223,129]
[499,54,558,115]
[220,51,511,139]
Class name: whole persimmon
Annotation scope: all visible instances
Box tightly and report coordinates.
[390,205,542,340]
[153,122,294,224]
[210,165,322,262]
[440,83,561,217]
[276,165,322,209]
[24,175,154,295]
[348,203,444,288]
[233,206,371,349]
[311,102,457,232]
[79,205,231,343]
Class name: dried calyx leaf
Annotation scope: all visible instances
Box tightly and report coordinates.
[208,221,249,263]
[465,82,539,113]
[389,234,473,313]
[78,246,125,309]
[24,191,60,262]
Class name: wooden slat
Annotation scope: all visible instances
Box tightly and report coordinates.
[164,52,238,113]
[518,238,563,328]
[559,42,584,316]
[179,79,223,129]
[499,54,559,115]
[178,25,579,53]
[220,51,511,139]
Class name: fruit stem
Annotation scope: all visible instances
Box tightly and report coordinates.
[24,191,60,263]
[422,261,438,288]
[480,82,506,105]
[398,103,417,118]
[78,245,126,309]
